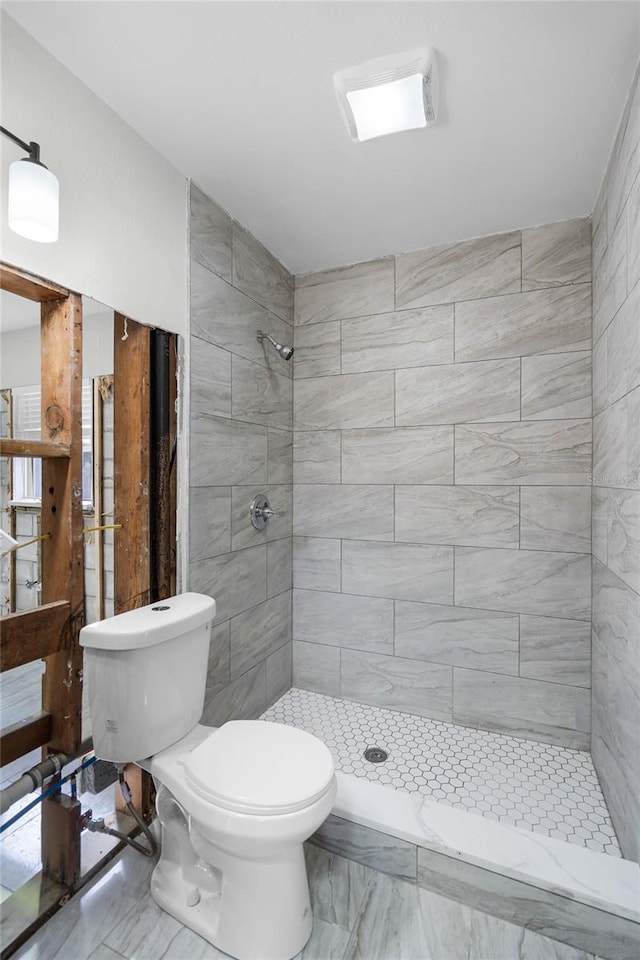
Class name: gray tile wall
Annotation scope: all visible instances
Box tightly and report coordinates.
[590,64,640,861]
[188,183,294,725]
[292,218,593,748]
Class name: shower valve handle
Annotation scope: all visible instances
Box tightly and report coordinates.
[250,494,284,529]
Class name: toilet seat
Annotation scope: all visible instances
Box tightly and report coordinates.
[184,720,334,816]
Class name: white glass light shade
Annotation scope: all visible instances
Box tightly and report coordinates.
[346,74,426,142]
[8,159,59,243]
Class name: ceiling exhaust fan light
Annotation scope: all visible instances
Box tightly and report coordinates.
[8,159,59,243]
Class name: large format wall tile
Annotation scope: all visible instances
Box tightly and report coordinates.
[190,414,268,486]
[189,545,267,623]
[341,541,453,603]
[293,640,341,697]
[204,621,230,699]
[293,589,393,653]
[294,372,394,430]
[267,427,293,483]
[294,485,394,540]
[293,431,341,483]
[230,591,291,679]
[520,486,591,553]
[202,661,266,726]
[189,486,231,561]
[395,232,521,309]
[266,641,292,705]
[232,222,293,323]
[521,219,591,290]
[521,351,591,420]
[342,427,453,484]
[190,182,232,281]
[190,337,231,419]
[267,537,292,598]
[191,260,269,364]
[231,355,292,430]
[396,359,520,425]
[295,259,394,325]
[395,485,519,548]
[293,537,341,593]
[341,649,453,720]
[341,305,453,373]
[455,547,591,619]
[455,285,591,361]
[455,419,592,485]
[604,280,640,407]
[310,814,418,881]
[607,487,640,593]
[593,386,640,488]
[294,320,341,378]
[519,615,591,687]
[395,601,518,674]
[593,207,627,342]
[231,484,292,551]
[453,668,591,747]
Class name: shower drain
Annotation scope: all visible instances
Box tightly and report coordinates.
[363,746,388,764]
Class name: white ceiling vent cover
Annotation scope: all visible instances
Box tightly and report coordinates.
[335,48,438,142]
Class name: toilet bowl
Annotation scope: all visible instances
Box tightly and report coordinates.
[79,593,336,960]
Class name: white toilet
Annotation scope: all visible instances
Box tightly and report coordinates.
[79,593,337,960]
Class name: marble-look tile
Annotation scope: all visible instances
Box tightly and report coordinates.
[189,545,266,622]
[232,222,293,323]
[230,483,292,551]
[190,182,232,281]
[267,536,292,598]
[190,414,267,487]
[87,945,129,960]
[605,279,640,407]
[104,891,182,959]
[294,373,394,430]
[293,640,341,697]
[341,541,453,604]
[455,285,592,361]
[468,909,596,960]
[293,589,393,653]
[231,355,292,430]
[395,485,519,548]
[341,305,453,373]
[592,180,608,271]
[294,485,394,540]
[295,259,394,325]
[266,639,292,705]
[592,332,608,415]
[521,351,592,420]
[293,537,341,592]
[188,486,231,561]
[455,419,592,485]
[190,336,231,419]
[453,668,591,747]
[396,232,521,309]
[341,649,453,721]
[310,814,417,882]
[605,65,640,245]
[593,386,640,489]
[591,487,608,564]
[204,621,230,698]
[293,431,341,483]
[520,615,591,688]
[229,591,291,679]
[268,428,293,483]
[341,427,452,485]
[294,320,341,379]
[520,486,591,553]
[396,358,520,425]
[521,219,591,290]
[394,601,519,675]
[627,172,640,291]
[607,487,640,593]
[592,559,640,862]
[201,660,267,726]
[593,206,627,343]
[417,846,638,960]
[455,547,591,620]
[296,918,351,959]
[305,843,373,932]
[190,260,269,365]
[161,926,226,959]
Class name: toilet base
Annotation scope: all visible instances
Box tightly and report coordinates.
[150,834,314,960]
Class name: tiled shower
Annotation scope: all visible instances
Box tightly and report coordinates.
[188,59,639,886]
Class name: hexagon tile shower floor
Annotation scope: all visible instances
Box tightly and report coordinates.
[261,688,621,857]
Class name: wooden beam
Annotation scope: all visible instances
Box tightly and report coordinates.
[0,264,69,303]
[0,602,70,672]
[41,293,84,756]
[0,713,53,765]
[0,439,71,459]
[41,794,82,887]
[113,315,151,613]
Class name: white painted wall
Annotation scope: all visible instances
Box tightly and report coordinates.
[0,13,188,336]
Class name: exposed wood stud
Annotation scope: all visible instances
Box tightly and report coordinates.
[0,602,71,671]
[0,712,53,765]
[0,263,69,302]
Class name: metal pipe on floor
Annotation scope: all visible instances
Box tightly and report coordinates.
[0,738,93,815]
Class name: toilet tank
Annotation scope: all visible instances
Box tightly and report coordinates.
[80,593,216,763]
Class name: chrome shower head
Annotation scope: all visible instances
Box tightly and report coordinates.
[257,331,294,361]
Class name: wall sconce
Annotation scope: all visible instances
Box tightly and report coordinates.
[1,125,59,242]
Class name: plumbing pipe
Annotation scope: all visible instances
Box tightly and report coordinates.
[0,755,98,833]
[0,738,93,815]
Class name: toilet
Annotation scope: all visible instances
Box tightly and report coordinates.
[79,593,337,960]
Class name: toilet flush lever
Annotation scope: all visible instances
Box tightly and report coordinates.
[250,494,284,530]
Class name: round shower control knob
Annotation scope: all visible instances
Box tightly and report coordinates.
[249,494,284,530]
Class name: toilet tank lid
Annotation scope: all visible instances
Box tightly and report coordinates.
[79,593,216,650]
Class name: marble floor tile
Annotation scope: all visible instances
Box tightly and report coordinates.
[305,844,374,931]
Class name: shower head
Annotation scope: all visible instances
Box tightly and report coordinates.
[257,331,294,361]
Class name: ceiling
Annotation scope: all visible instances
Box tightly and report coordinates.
[5,1,640,274]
